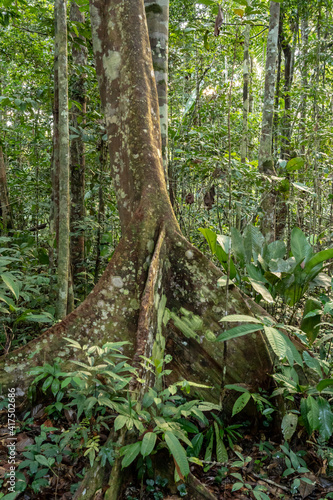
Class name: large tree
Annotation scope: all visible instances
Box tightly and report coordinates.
[0,1,274,496]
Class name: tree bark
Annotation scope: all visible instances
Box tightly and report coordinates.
[275,14,296,241]
[258,1,280,242]
[0,146,12,233]
[144,0,169,180]
[55,0,70,319]
[70,1,87,289]
[280,15,296,161]
[241,24,250,164]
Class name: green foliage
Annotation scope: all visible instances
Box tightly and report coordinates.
[117,354,221,479]
[0,236,55,352]
[218,313,304,366]
[201,226,333,333]
[25,344,224,493]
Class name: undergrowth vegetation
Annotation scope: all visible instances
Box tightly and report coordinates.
[1,251,333,499]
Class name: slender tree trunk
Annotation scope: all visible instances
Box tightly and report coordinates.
[0,146,12,233]
[144,0,169,181]
[280,18,296,161]
[249,56,254,114]
[300,16,308,156]
[55,0,70,319]
[94,137,107,284]
[50,20,60,266]
[258,1,280,242]
[70,1,87,291]
[241,25,250,164]
[275,14,296,240]
[0,66,12,233]
[272,23,281,158]
[297,14,309,232]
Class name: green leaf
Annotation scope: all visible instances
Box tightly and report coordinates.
[220,314,262,324]
[98,395,117,409]
[0,292,14,306]
[196,0,216,5]
[190,433,203,457]
[304,249,333,273]
[23,313,54,324]
[243,225,264,263]
[266,240,286,260]
[224,384,249,393]
[199,228,217,254]
[64,337,82,349]
[217,235,231,255]
[121,441,142,468]
[316,379,333,392]
[291,182,315,195]
[214,422,228,462]
[264,327,286,360]
[35,454,53,468]
[85,396,98,412]
[301,298,321,343]
[42,375,53,392]
[290,228,313,263]
[232,392,251,416]
[51,378,60,396]
[232,482,244,492]
[317,397,333,441]
[1,273,19,300]
[286,157,305,172]
[231,227,245,267]
[165,432,190,477]
[306,395,319,432]
[204,432,213,462]
[280,332,303,367]
[281,413,298,441]
[216,323,263,342]
[303,351,322,377]
[141,432,157,457]
[246,263,266,282]
[248,278,274,303]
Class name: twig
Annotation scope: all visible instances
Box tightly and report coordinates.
[12,24,48,36]
[250,27,269,39]
[250,472,290,493]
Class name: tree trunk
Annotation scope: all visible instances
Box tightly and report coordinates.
[0,67,12,234]
[0,145,12,233]
[144,0,169,180]
[0,1,275,496]
[70,1,87,289]
[275,14,296,241]
[280,16,296,161]
[55,0,70,319]
[241,24,250,164]
[258,1,280,242]
[50,13,60,264]
[94,136,107,284]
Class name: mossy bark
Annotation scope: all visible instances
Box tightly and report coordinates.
[0,145,12,233]
[70,2,87,291]
[258,1,280,242]
[144,0,169,178]
[240,24,250,164]
[55,0,70,319]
